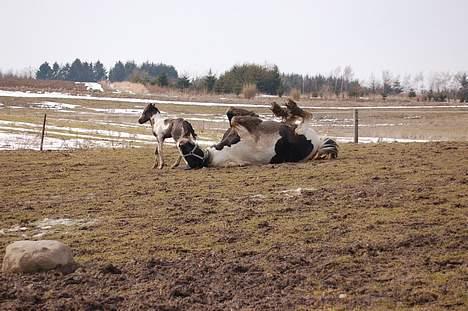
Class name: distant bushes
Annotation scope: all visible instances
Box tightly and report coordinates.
[215,64,281,95]
[289,88,301,101]
[109,61,178,83]
[29,59,468,101]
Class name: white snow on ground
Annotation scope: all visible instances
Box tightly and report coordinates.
[1,218,97,239]
[334,136,431,143]
[0,131,127,150]
[0,118,217,150]
[31,101,79,110]
[257,94,279,98]
[1,89,467,110]
[87,107,142,115]
[75,82,104,92]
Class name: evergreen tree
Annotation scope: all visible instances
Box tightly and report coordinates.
[124,61,137,79]
[156,73,169,87]
[36,62,53,80]
[69,58,84,81]
[176,75,191,89]
[109,61,126,81]
[82,62,93,81]
[204,69,217,92]
[51,62,60,80]
[58,63,71,80]
[392,80,403,94]
[93,61,107,81]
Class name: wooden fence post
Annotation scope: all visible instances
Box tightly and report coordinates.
[40,114,47,151]
[353,109,358,144]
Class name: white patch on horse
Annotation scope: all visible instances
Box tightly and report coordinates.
[208,130,280,167]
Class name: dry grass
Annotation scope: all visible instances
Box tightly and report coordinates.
[242,83,257,99]
[108,81,149,95]
[0,77,87,93]
[290,88,301,101]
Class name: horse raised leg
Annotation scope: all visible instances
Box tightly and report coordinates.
[171,155,182,169]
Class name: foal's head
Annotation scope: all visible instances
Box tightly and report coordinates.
[138,103,160,124]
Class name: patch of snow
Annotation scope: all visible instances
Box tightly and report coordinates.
[0,121,217,150]
[75,82,104,92]
[32,218,96,228]
[335,136,431,143]
[87,107,142,115]
[279,187,317,197]
[2,89,467,109]
[257,94,278,98]
[31,101,79,110]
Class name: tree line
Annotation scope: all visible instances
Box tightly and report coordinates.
[34,59,468,102]
[36,59,107,82]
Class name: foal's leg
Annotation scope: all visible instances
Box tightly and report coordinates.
[152,143,159,169]
[171,155,182,169]
[157,138,165,169]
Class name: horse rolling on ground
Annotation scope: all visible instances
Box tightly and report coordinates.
[138,103,197,169]
[177,113,338,169]
[212,107,259,150]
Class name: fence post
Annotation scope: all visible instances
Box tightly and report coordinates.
[353,109,358,144]
[40,114,47,151]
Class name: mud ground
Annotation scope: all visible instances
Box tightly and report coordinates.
[0,142,467,310]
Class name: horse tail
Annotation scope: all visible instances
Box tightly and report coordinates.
[314,138,338,160]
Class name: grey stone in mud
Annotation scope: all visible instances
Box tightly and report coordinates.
[2,240,77,274]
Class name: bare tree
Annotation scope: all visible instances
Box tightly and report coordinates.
[368,73,377,97]
[333,66,341,96]
[413,72,425,95]
[402,74,412,92]
[339,65,353,98]
[382,70,392,98]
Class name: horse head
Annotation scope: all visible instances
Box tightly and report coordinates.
[177,138,208,169]
[138,103,160,124]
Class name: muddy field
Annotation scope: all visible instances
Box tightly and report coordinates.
[0,142,467,310]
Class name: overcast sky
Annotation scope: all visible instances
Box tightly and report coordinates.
[1,0,467,80]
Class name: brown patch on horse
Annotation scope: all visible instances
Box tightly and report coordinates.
[226,107,259,125]
[230,116,263,134]
[270,100,312,126]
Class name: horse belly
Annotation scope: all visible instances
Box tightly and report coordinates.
[209,134,279,167]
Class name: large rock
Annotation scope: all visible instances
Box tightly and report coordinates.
[2,240,77,273]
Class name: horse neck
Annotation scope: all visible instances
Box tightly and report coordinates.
[150,112,163,128]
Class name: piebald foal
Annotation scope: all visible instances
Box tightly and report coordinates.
[138,103,197,169]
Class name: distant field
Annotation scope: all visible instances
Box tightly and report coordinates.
[1,143,467,309]
[0,89,467,151]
